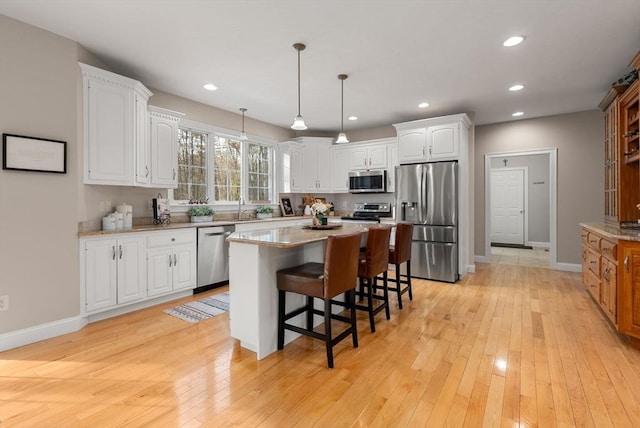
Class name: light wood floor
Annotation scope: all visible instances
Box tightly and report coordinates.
[2,263,640,427]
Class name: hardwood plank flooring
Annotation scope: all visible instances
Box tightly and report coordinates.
[3,263,640,427]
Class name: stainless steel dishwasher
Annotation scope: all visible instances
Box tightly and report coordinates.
[196,225,235,290]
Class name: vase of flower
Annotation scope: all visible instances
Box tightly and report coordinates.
[311,202,328,226]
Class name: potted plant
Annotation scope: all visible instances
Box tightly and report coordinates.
[188,206,214,223]
[256,206,274,219]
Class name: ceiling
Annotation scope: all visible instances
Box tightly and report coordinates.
[1,0,639,133]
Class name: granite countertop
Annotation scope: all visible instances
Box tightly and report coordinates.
[227,222,373,249]
[78,216,308,237]
[580,222,640,242]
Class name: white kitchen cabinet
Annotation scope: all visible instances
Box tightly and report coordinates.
[331,147,351,193]
[146,229,196,297]
[295,137,333,192]
[147,106,184,188]
[387,142,398,193]
[394,113,471,164]
[278,141,304,193]
[349,144,388,170]
[135,93,151,185]
[80,63,152,186]
[83,235,146,313]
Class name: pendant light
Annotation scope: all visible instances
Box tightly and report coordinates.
[335,74,349,144]
[239,108,248,140]
[291,43,308,130]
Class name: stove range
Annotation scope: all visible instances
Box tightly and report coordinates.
[340,202,392,223]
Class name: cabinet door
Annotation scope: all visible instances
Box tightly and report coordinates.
[86,79,134,185]
[116,237,146,304]
[387,143,398,193]
[147,248,173,297]
[331,147,350,193]
[368,145,388,169]
[85,239,117,312]
[427,123,459,160]
[135,93,150,185]
[398,129,426,164]
[173,245,197,291]
[601,257,617,324]
[290,144,304,192]
[619,244,640,338]
[349,147,369,170]
[315,143,332,192]
[303,144,319,191]
[150,116,178,187]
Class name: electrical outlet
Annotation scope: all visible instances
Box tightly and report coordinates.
[104,201,112,212]
[0,295,8,311]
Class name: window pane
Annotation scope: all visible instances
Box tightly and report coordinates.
[213,136,243,202]
[176,129,208,201]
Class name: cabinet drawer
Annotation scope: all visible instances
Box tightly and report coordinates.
[585,247,601,277]
[601,238,618,261]
[581,229,589,244]
[147,229,196,248]
[586,233,601,250]
[584,269,600,301]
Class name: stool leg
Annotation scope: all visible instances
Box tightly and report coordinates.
[407,260,413,301]
[306,296,314,331]
[367,278,376,333]
[382,271,390,320]
[349,289,358,348]
[278,290,285,350]
[395,263,403,309]
[324,298,334,369]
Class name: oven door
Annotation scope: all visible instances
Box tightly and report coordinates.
[348,170,387,193]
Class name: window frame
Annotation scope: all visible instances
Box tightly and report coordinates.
[169,119,277,211]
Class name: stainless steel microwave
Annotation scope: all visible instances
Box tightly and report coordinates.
[348,170,387,193]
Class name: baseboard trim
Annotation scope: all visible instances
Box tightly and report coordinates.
[474,255,490,264]
[554,262,581,273]
[0,316,87,352]
[527,241,550,248]
[467,264,476,273]
[87,290,193,323]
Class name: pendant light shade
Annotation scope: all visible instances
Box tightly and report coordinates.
[335,74,349,144]
[239,108,248,140]
[291,43,308,130]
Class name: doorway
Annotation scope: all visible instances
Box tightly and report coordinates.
[484,148,557,269]
[490,167,527,246]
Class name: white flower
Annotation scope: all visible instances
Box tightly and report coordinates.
[311,202,328,216]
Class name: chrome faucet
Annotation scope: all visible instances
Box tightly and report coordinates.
[238,197,244,220]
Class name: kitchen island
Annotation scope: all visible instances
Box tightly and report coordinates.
[227,222,369,359]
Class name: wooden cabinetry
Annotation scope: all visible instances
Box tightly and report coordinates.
[146,229,197,297]
[618,80,640,223]
[618,241,640,338]
[80,63,152,186]
[621,79,640,164]
[394,114,471,164]
[599,87,624,220]
[581,228,617,326]
[82,235,146,313]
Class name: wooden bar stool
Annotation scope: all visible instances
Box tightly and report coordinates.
[276,231,362,368]
[356,225,392,333]
[387,222,414,309]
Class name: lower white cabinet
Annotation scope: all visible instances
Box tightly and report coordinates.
[81,228,196,315]
[146,229,197,297]
[83,236,146,313]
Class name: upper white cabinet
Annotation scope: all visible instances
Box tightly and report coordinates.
[278,141,304,193]
[80,63,152,186]
[146,106,184,188]
[350,144,388,170]
[295,137,333,192]
[394,113,471,164]
[331,147,351,193]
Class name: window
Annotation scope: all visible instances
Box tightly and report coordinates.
[172,121,275,206]
[175,129,208,201]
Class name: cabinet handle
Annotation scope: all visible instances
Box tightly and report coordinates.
[119,245,123,259]
[429,146,432,156]
[169,254,173,267]
[292,178,295,187]
[174,254,177,266]
[145,166,149,178]
[173,169,176,180]
[625,255,629,273]
[603,268,610,282]
[112,245,116,260]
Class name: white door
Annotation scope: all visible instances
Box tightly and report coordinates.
[490,168,525,245]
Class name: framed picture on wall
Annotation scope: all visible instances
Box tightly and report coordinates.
[2,133,67,174]
[280,197,295,216]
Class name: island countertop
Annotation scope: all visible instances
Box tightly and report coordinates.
[227,222,372,249]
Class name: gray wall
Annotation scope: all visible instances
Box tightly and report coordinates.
[0,15,80,332]
[475,110,604,264]
[490,154,550,243]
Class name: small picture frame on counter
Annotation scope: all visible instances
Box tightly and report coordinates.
[280,197,294,216]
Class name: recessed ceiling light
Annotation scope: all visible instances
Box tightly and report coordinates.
[512,111,524,117]
[509,84,524,91]
[203,83,218,91]
[503,36,525,47]
[348,116,358,121]
[418,102,430,108]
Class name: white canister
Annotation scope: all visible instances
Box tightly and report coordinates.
[116,203,133,229]
[102,216,117,231]
[111,212,124,230]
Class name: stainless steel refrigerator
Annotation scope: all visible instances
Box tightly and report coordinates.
[396,161,458,283]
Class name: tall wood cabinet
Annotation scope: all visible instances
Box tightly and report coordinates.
[618,241,640,339]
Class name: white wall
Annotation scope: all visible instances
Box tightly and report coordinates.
[0,15,79,333]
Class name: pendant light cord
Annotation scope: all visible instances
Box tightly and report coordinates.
[341,78,344,132]
[297,48,301,116]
